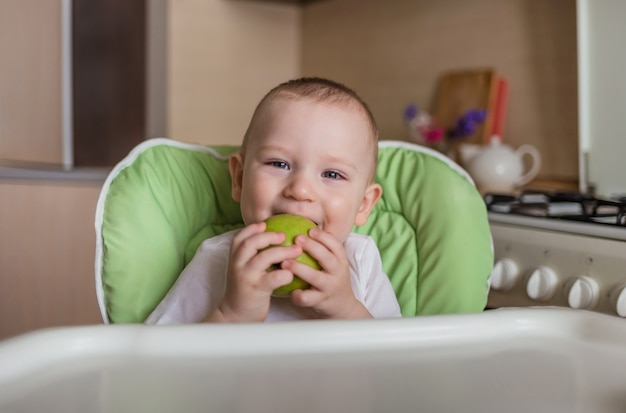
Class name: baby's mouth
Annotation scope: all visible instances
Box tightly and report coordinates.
[304,217,321,228]
[274,212,321,228]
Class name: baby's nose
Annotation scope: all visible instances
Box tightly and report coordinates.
[285,173,315,201]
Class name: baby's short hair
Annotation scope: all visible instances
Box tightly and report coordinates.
[241,77,379,179]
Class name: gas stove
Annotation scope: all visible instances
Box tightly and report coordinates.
[485,191,626,318]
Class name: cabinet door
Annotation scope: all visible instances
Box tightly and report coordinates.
[0,0,65,166]
[0,0,147,169]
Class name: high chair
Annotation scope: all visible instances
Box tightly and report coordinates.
[95,138,493,323]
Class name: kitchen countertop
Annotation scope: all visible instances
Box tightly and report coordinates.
[0,164,110,182]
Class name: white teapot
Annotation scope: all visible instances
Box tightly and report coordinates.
[459,136,541,194]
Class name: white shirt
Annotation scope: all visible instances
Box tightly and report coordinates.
[145,230,401,324]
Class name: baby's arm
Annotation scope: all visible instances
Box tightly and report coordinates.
[287,228,373,319]
[205,222,303,323]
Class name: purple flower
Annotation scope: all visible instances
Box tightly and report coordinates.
[404,104,418,122]
[449,108,487,140]
[467,109,487,123]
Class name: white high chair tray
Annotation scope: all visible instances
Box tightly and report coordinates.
[1,307,625,413]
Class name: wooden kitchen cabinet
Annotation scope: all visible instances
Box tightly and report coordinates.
[0,0,148,169]
[0,181,104,340]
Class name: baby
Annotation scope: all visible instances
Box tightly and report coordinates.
[146,77,401,323]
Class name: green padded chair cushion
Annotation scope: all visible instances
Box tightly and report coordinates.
[355,142,493,316]
[95,138,493,323]
[95,139,244,324]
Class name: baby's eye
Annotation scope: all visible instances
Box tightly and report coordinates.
[322,170,345,180]
[268,160,289,170]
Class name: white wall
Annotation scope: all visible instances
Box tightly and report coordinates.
[166,0,301,146]
[165,0,580,182]
[302,0,578,182]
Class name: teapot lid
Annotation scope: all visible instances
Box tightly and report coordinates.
[489,135,503,146]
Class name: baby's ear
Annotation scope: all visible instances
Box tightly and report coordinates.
[228,153,244,202]
[354,183,382,226]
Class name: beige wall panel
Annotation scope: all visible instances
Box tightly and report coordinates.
[0,182,102,340]
[167,0,301,146]
[302,0,578,182]
[0,0,64,164]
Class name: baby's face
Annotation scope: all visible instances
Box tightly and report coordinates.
[231,98,379,243]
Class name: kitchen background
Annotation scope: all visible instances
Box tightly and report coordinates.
[0,0,579,339]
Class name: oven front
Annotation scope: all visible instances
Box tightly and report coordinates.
[487,210,626,317]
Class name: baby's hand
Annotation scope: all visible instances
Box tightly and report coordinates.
[286,229,372,319]
[208,222,302,322]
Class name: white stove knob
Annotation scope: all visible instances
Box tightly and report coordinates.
[567,276,599,310]
[526,266,558,301]
[609,285,626,317]
[489,258,520,291]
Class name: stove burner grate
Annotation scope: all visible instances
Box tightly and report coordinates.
[484,190,626,227]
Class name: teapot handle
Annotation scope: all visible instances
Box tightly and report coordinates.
[515,144,541,186]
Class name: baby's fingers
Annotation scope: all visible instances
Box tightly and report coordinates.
[263,268,295,292]
[284,259,325,290]
[231,224,285,265]
[290,286,324,309]
[255,245,303,273]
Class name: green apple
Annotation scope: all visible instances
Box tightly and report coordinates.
[264,214,321,297]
